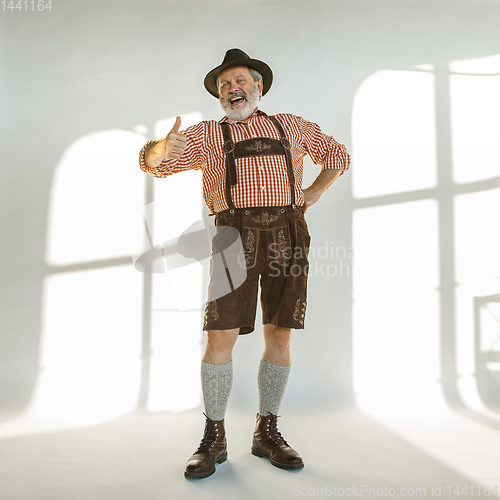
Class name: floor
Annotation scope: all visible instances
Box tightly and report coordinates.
[1,404,499,500]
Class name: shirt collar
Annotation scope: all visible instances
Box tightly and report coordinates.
[219,108,268,124]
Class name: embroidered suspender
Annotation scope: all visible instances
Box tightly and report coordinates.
[268,116,296,207]
[220,122,237,210]
[220,116,296,211]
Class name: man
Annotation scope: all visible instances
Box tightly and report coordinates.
[139,49,350,479]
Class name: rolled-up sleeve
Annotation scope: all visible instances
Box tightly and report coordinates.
[139,121,206,178]
[296,116,350,175]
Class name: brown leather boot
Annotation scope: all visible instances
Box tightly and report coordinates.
[251,412,304,470]
[184,413,228,479]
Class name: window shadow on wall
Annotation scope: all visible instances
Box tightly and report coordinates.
[351,56,500,430]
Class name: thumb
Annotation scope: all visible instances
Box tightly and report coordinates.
[171,116,181,134]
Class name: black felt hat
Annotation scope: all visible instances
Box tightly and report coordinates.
[204,48,273,98]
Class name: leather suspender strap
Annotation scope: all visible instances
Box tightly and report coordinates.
[269,116,296,206]
[221,122,237,187]
[220,122,236,210]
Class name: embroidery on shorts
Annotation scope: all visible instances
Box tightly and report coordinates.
[293,298,307,326]
[245,140,271,153]
[203,299,219,327]
[252,212,278,226]
[210,300,219,321]
[243,229,256,266]
[203,302,209,328]
[276,228,292,265]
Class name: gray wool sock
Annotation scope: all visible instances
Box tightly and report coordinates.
[258,359,291,416]
[201,360,233,421]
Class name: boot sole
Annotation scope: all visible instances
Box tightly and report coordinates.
[251,446,304,470]
[184,451,228,479]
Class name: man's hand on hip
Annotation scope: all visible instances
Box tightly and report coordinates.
[303,169,342,213]
[303,185,323,213]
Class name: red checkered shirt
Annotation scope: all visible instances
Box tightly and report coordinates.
[139,109,350,213]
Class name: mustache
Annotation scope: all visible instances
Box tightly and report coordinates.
[225,90,247,104]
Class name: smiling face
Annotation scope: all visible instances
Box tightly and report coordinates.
[217,65,264,122]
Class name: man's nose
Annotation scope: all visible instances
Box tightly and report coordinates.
[229,82,240,92]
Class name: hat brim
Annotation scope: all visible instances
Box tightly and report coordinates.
[204,58,273,98]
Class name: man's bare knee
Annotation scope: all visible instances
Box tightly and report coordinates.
[263,324,292,348]
[203,328,239,364]
[262,324,292,365]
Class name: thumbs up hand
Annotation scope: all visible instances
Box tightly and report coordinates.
[159,116,187,160]
[171,116,182,134]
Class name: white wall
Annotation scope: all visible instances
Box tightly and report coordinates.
[1,0,499,426]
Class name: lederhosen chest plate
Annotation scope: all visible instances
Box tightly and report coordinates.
[220,115,296,211]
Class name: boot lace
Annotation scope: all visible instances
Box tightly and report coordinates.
[266,412,289,446]
[196,412,220,452]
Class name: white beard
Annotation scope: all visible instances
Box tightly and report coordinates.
[219,83,261,121]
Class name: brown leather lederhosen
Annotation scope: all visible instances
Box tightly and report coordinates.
[203,116,310,334]
[220,115,296,211]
